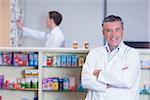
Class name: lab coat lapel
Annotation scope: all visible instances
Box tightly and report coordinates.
[105,43,126,70]
[96,47,108,70]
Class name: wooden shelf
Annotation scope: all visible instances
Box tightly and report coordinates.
[140,93,150,95]
[42,90,86,93]
[0,88,38,91]
[141,66,150,69]
[43,66,82,68]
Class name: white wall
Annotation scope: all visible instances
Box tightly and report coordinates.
[107,0,150,42]
[22,0,104,48]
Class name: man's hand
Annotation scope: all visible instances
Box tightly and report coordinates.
[93,69,101,78]
[16,18,24,30]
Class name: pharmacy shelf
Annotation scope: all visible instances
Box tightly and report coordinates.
[0,88,38,91]
[0,48,150,100]
[0,47,89,53]
[140,93,150,95]
[138,49,150,100]
[42,90,86,92]
[43,66,82,68]
[40,48,88,100]
[0,47,39,100]
[138,49,150,54]
[0,47,88,100]
[141,66,150,69]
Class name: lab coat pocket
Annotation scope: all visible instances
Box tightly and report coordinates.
[108,62,120,71]
[110,56,125,70]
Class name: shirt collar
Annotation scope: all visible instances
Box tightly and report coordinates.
[105,41,123,52]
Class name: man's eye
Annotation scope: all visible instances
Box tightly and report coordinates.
[106,29,112,32]
[115,28,121,32]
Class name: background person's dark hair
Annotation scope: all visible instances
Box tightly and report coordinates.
[102,15,124,28]
[49,11,62,26]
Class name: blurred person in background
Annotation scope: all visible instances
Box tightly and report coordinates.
[16,11,65,47]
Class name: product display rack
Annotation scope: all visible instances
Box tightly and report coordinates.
[0,47,89,100]
[39,48,89,100]
[0,47,39,100]
[138,49,150,100]
[0,47,150,100]
[10,0,24,47]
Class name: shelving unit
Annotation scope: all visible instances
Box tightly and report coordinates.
[138,49,150,100]
[0,0,24,47]
[0,47,39,100]
[0,47,89,100]
[0,48,150,100]
[39,48,88,100]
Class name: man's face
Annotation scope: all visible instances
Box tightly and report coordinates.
[103,21,124,49]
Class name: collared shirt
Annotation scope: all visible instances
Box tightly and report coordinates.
[105,41,123,62]
[23,26,65,47]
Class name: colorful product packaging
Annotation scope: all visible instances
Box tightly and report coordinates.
[71,55,78,67]
[3,52,12,65]
[52,78,59,90]
[32,77,38,88]
[42,55,47,66]
[60,55,67,67]
[53,55,61,67]
[33,52,38,66]
[59,78,64,91]
[18,52,28,66]
[0,75,4,88]
[66,55,72,67]
[0,52,3,65]
[46,55,53,67]
[29,52,34,66]
[69,77,75,91]
[63,77,70,91]
[78,56,85,67]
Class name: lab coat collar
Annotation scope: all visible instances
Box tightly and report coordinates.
[105,41,124,53]
[104,41,126,64]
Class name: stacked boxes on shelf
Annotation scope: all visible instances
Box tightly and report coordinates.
[141,60,150,68]
[10,0,24,47]
[0,51,38,67]
[42,76,85,92]
[139,84,150,94]
[42,53,86,67]
[24,69,38,89]
[139,51,150,95]
[0,48,89,100]
[0,51,39,90]
[42,52,87,92]
[0,69,38,90]
[0,75,4,89]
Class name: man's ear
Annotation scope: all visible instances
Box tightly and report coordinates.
[51,18,55,25]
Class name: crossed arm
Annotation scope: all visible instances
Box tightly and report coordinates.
[81,49,141,92]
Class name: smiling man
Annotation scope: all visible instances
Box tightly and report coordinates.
[81,15,141,100]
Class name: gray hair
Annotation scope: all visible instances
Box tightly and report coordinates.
[102,15,124,27]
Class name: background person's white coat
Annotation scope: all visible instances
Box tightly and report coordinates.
[22,27,65,47]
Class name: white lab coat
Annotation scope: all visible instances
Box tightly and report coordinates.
[22,27,65,47]
[81,43,141,100]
